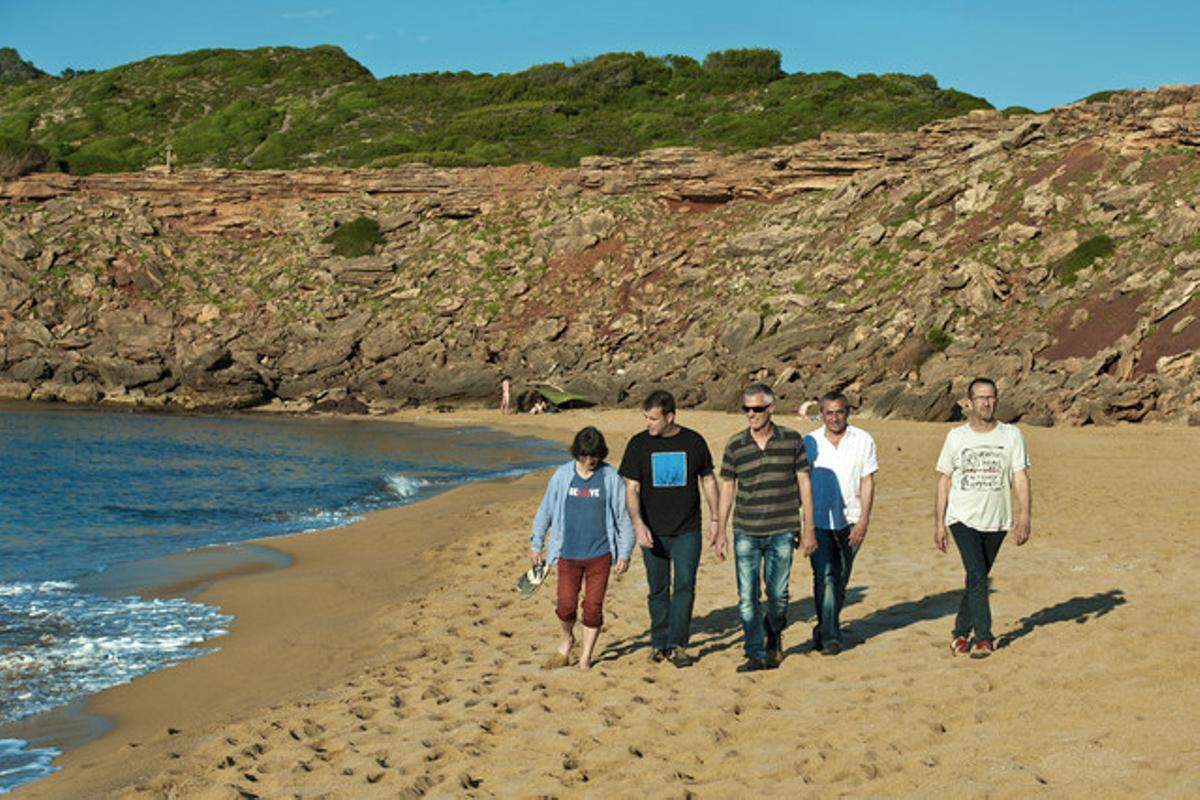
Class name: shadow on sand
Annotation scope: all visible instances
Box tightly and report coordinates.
[599,586,1127,664]
[998,588,1126,649]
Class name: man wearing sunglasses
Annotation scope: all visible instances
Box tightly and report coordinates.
[716,383,816,672]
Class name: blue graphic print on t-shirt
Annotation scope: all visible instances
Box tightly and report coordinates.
[651,451,687,488]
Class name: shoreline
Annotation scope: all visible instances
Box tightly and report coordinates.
[11,408,1200,797]
[2,407,576,797]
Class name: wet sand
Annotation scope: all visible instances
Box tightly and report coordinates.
[13,409,1200,798]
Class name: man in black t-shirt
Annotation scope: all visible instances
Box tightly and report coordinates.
[619,390,718,667]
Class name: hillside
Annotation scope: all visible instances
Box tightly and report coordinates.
[1,85,1198,426]
[0,46,992,174]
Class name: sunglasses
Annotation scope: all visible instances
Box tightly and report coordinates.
[741,404,769,413]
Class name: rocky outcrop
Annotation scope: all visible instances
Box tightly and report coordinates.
[1,86,1199,424]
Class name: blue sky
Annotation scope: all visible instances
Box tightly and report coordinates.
[2,0,1197,110]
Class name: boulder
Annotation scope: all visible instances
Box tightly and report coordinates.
[720,310,763,353]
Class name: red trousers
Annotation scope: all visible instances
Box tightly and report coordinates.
[555,554,611,629]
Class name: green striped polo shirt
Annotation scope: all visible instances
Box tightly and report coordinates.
[720,423,809,536]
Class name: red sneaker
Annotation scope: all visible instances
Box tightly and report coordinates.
[950,636,969,656]
[970,640,994,659]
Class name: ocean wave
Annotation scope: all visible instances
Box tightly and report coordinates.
[0,581,76,598]
[0,583,230,725]
[0,738,60,795]
[384,474,429,499]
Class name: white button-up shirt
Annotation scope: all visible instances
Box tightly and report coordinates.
[803,424,879,529]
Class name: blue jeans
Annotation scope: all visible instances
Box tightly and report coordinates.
[734,531,794,661]
[810,527,859,647]
[641,529,702,650]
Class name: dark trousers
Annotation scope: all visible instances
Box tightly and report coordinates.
[950,522,1007,645]
[810,526,858,647]
[556,554,611,629]
[641,529,702,650]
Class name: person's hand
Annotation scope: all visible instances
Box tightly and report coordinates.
[614,558,630,575]
[1012,517,1031,546]
[530,549,545,566]
[712,533,728,562]
[849,520,868,548]
[634,521,654,549]
[799,534,817,557]
[933,524,948,553]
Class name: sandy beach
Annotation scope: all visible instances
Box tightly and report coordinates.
[11,408,1200,798]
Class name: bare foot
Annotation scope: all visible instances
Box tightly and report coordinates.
[542,652,571,670]
[578,659,592,671]
[557,636,575,657]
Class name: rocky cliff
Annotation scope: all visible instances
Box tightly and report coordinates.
[1,86,1199,425]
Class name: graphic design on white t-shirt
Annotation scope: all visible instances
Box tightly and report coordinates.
[959,445,1007,491]
[651,452,687,488]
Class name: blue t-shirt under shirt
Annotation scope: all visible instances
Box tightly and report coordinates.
[560,470,610,560]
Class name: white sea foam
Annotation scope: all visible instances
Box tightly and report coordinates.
[0,583,231,725]
[385,474,428,498]
[0,739,60,794]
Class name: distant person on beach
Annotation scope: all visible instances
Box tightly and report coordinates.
[530,426,633,670]
[802,391,878,655]
[619,390,718,668]
[716,383,815,672]
[500,376,511,415]
[934,377,1032,659]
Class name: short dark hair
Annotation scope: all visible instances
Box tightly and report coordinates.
[820,390,850,411]
[643,389,676,415]
[569,426,609,460]
[967,377,998,398]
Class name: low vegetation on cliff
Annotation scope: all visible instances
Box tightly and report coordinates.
[0,45,992,175]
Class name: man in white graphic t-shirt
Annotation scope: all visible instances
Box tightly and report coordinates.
[934,377,1032,659]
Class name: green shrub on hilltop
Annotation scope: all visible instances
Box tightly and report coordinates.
[323,216,383,257]
[0,45,996,174]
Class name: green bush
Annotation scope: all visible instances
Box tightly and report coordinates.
[1,45,994,173]
[0,136,50,177]
[926,326,954,352]
[65,134,152,174]
[171,99,281,165]
[1052,235,1115,286]
[322,216,383,257]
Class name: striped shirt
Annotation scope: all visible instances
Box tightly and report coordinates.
[720,423,809,536]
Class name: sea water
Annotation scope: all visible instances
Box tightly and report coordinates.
[0,403,562,794]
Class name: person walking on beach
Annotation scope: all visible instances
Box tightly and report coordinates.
[500,375,512,415]
[934,377,1032,659]
[531,426,634,670]
[803,391,878,655]
[619,390,718,668]
[716,383,815,672]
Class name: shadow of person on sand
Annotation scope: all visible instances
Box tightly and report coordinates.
[997,588,1126,649]
[598,587,869,663]
[784,587,962,655]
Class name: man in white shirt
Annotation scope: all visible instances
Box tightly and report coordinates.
[934,377,1032,659]
[803,391,878,655]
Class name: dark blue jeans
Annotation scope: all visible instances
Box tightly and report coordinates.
[950,523,1007,646]
[734,531,794,661]
[641,529,702,650]
[810,526,859,647]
